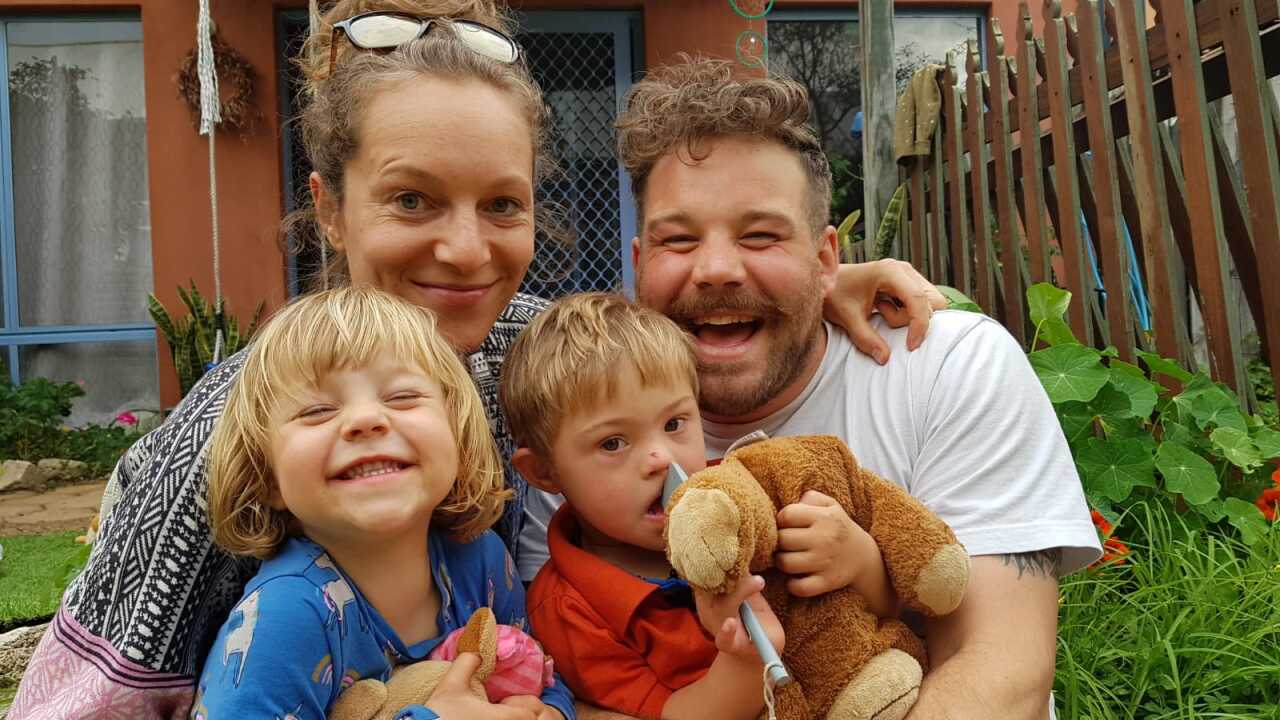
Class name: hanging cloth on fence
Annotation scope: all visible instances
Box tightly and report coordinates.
[894,64,944,165]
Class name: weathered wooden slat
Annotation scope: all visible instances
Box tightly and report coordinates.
[944,52,972,295]
[909,159,928,271]
[1157,125,1201,295]
[987,20,1026,343]
[1208,114,1269,356]
[1111,0,1184,364]
[1075,157,1111,346]
[998,0,1280,138]
[1160,0,1241,389]
[1217,0,1280,397]
[1113,145,1156,353]
[1016,1,1051,286]
[965,41,998,316]
[1076,0,1134,360]
[1042,0,1092,343]
[930,124,948,284]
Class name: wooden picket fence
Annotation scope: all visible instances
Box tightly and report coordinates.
[894,0,1280,405]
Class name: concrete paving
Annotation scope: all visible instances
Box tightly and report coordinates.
[0,481,104,537]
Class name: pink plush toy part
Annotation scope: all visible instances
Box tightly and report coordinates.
[429,621,554,702]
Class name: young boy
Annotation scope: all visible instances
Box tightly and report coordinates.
[500,293,893,720]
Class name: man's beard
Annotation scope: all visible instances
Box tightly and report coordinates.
[658,277,825,419]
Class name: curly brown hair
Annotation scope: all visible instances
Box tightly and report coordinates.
[281,0,556,283]
[616,56,832,235]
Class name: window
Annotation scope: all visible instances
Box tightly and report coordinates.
[768,9,984,225]
[0,16,156,424]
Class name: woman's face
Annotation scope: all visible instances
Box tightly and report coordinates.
[314,76,536,352]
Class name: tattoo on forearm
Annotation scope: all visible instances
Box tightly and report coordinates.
[999,549,1063,579]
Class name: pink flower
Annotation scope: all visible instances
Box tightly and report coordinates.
[114,411,139,426]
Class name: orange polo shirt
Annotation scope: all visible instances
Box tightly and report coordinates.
[526,505,719,719]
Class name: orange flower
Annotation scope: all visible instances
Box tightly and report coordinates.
[1256,486,1280,523]
[1089,508,1129,568]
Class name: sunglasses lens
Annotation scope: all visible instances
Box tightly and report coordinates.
[454,22,519,63]
[347,14,424,49]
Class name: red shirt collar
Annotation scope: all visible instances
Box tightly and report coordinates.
[545,504,671,637]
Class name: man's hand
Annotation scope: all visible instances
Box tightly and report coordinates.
[825,259,948,364]
[499,694,565,720]
[775,491,897,616]
[693,575,785,661]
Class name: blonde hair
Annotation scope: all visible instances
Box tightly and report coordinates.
[616,55,833,235]
[208,286,509,559]
[281,0,556,283]
[499,292,699,460]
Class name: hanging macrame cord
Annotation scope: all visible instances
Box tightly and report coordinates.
[196,0,226,364]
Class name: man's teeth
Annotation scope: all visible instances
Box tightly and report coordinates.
[340,460,405,480]
[696,314,756,325]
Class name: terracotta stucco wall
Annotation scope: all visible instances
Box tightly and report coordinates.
[0,0,289,406]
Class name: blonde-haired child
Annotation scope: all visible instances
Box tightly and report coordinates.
[193,286,573,720]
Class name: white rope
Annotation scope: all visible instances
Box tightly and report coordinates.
[762,664,778,720]
[310,0,329,289]
[197,0,225,363]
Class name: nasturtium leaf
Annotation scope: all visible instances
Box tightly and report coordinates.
[1108,359,1147,379]
[1106,372,1160,419]
[1137,350,1193,383]
[1075,436,1156,503]
[1155,442,1220,505]
[1253,427,1280,460]
[1030,345,1109,404]
[1056,401,1096,446]
[1087,383,1136,423]
[1189,390,1249,433]
[1100,346,1119,358]
[1027,284,1077,347]
[937,285,983,314]
[1160,420,1206,454]
[1223,497,1271,545]
[1192,498,1228,523]
[1209,427,1262,471]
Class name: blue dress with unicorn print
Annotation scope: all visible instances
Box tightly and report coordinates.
[190,531,575,720]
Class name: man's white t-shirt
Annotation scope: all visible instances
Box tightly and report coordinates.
[703,312,1101,574]
[518,311,1102,582]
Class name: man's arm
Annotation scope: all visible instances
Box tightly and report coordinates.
[905,551,1061,720]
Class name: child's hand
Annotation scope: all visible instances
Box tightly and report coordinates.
[775,490,880,596]
[500,694,565,720]
[426,653,538,719]
[693,575,785,661]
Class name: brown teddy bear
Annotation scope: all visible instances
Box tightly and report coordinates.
[665,435,970,720]
[328,607,498,720]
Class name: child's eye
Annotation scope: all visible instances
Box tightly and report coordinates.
[386,391,423,404]
[664,417,685,433]
[600,436,626,452]
[297,405,335,419]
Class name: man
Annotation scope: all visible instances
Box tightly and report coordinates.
[616,57,1100,719]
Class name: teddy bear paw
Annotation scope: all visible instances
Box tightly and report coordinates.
[826,648,921,720]
[913,543,969,616]
[667,487,741,592]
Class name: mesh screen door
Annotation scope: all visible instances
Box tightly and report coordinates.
[517,12,640,299]
[277,11,641,299]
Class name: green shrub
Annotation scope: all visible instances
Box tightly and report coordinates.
[0,375,142,477]
[1022,283,1278,546]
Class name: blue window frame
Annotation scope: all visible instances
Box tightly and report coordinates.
[0,14,157,420]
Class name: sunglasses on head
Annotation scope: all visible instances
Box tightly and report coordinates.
[328,11,520,76]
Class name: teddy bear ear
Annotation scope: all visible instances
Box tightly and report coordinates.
[456,607,498,679]
[329,678,388,720]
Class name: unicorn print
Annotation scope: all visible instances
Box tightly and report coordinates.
[222,590,261,688]
[315,554,359,637]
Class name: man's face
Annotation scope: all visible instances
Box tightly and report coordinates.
[633,136,838,420]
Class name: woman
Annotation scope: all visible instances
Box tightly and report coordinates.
[11,2,942,718]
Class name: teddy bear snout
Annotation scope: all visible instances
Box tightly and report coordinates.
[667,487,742,592]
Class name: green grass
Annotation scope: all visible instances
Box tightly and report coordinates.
[0,532,91,634]
[1055,502,1280,719]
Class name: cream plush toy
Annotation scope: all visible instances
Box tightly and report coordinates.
[665,435,970,720]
